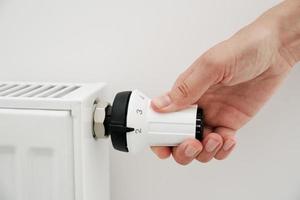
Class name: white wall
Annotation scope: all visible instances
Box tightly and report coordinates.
[1,0,300,199]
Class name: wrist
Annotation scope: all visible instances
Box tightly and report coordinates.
[271,0,300,64]
[255,0,300,66]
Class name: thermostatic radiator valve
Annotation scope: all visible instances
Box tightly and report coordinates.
[93,90,204,153]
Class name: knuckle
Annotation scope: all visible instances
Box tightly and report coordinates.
[214,154,227,160]
[169,82,192,107]
[176,81,190,98]
[196,156,212,163]
[176,72,187,83]
[172,150,192,165]
[200,50,230,84]
[201,51,223,69]
[177,160,190,166]
[174,156,190,166]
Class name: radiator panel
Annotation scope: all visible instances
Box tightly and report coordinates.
[0,109,74,200]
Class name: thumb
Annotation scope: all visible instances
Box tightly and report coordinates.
[151,59,221,112]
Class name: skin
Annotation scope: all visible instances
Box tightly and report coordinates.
[151,0,300,165]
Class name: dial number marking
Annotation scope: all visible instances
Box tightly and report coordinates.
[136,109,143,115]
[135,128,142,134]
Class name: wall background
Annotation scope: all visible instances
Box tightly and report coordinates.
[1,0,300,199]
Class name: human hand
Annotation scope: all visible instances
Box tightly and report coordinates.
[151,0,300,165]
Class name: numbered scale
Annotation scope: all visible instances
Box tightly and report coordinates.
[97,90,204,153]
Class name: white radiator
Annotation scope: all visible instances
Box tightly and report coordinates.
[0,82,109,200]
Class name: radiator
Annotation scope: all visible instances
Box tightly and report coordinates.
[0,82,109,200]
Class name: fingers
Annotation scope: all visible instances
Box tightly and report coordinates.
[171,139,203,165]
[214,127,237,160]
[151,58,221,113]
[151,139,204,165]
[170,131,235,165]
[151,146,172,159]
[196,132,223,163]
[158,132,224,165]
[151,128,237,165]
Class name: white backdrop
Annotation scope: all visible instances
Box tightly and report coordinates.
[1,0,300,199]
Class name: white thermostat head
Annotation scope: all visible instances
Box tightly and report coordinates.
[95,90,204,153]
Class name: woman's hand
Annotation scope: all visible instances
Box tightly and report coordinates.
[151,0,300,165]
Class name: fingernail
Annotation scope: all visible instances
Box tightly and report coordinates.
[184,145,200,158]
[152,95,171,109]
[205,139,220,153]
[223,140,236,151]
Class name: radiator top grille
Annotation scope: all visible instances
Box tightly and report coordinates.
[0,83,80,98]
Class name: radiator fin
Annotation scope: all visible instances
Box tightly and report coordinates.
[0,83,80,99]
